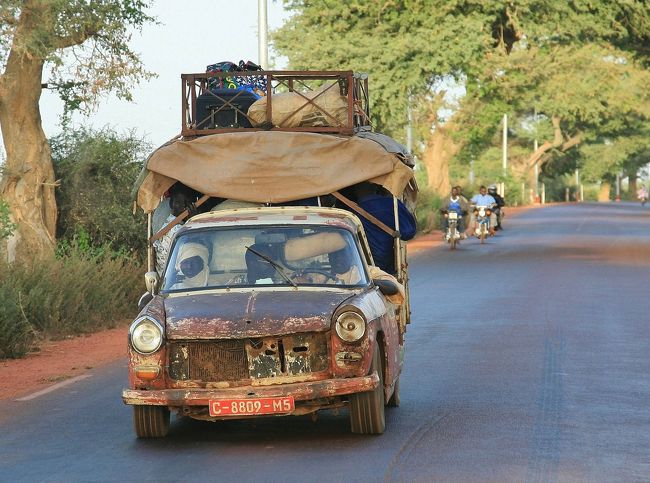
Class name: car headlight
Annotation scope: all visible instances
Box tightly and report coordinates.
[335,311,366,342]
[130,316,164,354]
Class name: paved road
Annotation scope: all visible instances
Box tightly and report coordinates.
[1,203,649,482]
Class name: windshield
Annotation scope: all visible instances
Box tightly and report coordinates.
[161,225,368,292]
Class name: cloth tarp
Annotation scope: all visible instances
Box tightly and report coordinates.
[137,131,414,213]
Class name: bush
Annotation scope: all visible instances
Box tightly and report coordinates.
[415,187,443,232]
[0,285,34,358]
[50,127,150,257]
[0,247,143,358]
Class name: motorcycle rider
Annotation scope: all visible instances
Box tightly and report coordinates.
[487,184,505,230]
[440,186,468,239]
[470,185,497,236]
[637,186,648,207]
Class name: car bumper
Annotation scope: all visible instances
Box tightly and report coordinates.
[122,372,379,406]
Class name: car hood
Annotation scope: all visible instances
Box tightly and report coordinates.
[163,289,357,339]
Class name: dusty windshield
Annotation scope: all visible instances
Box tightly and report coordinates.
[161,225,368,292]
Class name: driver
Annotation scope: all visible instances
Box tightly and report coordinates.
[470,185,498,236]
[329,248,361,284]
[244,243,278,284]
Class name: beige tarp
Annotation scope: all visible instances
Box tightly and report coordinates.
[137,131,414,213]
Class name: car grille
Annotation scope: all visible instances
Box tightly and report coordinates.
[168,333,329,383]
[168,340,249,382]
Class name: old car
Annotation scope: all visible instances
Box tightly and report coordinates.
[122,206,403,437]
[123,70,415,437]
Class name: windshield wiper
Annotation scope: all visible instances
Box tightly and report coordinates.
[245,245,297,288]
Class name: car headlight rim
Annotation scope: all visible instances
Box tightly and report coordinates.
[129,316,164,354]
[335,311,366,342]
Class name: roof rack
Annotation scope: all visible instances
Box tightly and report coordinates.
[181,70,371,137]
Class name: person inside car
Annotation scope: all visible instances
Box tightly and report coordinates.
[172,241,210,289]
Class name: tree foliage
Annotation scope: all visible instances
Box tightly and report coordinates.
[0,0,155,117]
[274,1,650,194]
[0,0,155,263]
[50,127,149,255]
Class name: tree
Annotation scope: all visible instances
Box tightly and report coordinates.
[274,1,650,195]
[0,0,154,263]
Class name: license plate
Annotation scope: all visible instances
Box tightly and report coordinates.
[209,396,295,417]
[448,212,458,220]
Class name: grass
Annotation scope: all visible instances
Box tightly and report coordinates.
[0,248,143,359]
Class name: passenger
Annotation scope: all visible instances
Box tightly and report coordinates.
[454,185,471,229]
[487,184,505,230]
[350,183,416,274]
[153,183,199,275]
[367,265,405,306]
[173,242,209,289]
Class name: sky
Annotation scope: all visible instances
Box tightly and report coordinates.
[35,0,290,151]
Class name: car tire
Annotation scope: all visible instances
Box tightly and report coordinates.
[387,375,400,408]
[349,343,385,434]
[133,405,170,438]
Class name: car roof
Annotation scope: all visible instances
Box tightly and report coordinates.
[182,206,363,233]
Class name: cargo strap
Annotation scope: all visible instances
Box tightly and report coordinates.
[149,194,211,244]
[331,191,399,238]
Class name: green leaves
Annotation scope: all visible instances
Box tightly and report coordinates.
[50,127,150,255]
[275,0,650,186]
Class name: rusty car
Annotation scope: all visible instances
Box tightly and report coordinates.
[122,70,415,437]
[123,207,405,437]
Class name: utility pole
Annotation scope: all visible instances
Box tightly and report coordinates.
[534,138,539,203]
[502,114,508,196]
[258,0,269,69]
[406,97,413,155]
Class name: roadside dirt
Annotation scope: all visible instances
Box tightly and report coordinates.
[0,205,535,401]
[0,325,129,400]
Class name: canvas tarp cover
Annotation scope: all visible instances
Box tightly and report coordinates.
[137,131,413,213]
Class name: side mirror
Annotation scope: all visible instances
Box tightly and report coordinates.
[144,271,160,295]
[137,292,154,311]
[373,278,399,297]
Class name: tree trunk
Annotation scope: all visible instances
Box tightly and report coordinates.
[598,182,611,202]
[627,172,637,199]
[0,40,57,263]
[422,124,457,196]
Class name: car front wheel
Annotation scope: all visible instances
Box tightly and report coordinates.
[349,343,385,434]
[133,405,170,438]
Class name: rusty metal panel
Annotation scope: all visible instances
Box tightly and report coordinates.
[246,333,329,379]
[168,333,329,383]
[285,333,328,374]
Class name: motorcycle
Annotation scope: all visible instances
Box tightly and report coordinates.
[441,210,463,250]
[473,205,493,244]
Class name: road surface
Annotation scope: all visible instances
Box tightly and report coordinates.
[1,202,648,482]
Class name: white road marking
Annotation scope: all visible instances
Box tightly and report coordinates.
[15,375,92,401]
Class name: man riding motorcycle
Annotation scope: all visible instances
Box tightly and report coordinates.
[470,185,497,236]
[440,186,468,240]
[487,185,505,230]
